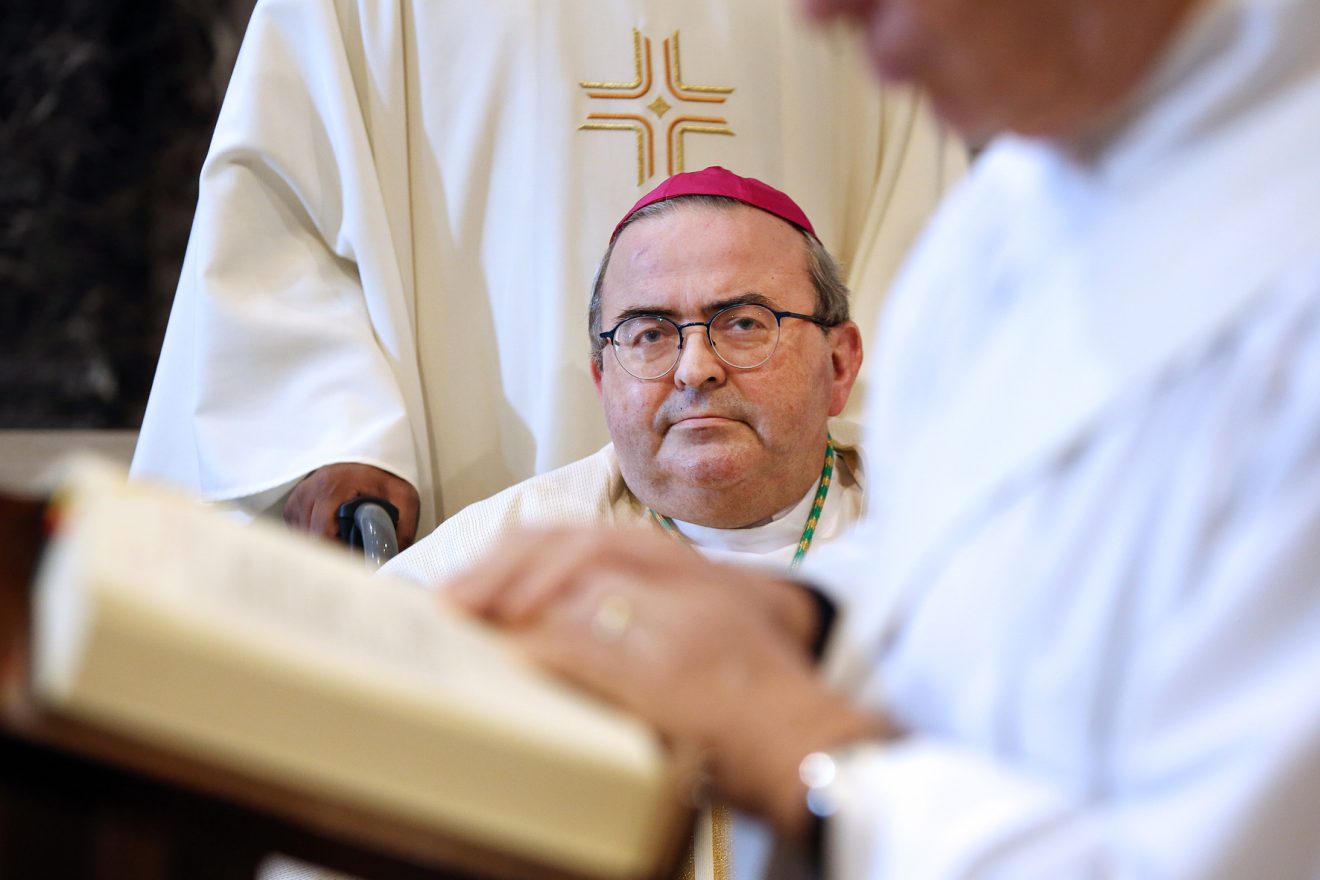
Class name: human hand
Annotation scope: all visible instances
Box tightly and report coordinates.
[449,525,822,649]
[447,526,894,837]
[283,463,420,548]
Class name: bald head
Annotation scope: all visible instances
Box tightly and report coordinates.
[805,0,1203,142]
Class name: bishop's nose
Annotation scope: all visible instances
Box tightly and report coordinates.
[672,325,728,389]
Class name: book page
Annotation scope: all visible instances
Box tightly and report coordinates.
[31,459,684,879]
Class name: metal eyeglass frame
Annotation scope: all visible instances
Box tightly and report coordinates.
[598,302,832,380]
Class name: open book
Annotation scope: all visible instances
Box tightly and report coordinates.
[29,458,689,879]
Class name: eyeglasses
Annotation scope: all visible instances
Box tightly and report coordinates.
[599,302,831,380]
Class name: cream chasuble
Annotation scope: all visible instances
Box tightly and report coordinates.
[131,0,961,532]
[382,421,864,586]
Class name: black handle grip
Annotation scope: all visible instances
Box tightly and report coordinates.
[336,496,400,548]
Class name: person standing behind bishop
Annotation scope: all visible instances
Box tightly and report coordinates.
[130,0,963,547]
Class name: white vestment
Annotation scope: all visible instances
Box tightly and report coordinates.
[130,0,961,531]
[797,0,1320,876]
[383,420,865,585]
[383,423,864,880]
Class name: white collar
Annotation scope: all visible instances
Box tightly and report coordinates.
[669,482,819,557]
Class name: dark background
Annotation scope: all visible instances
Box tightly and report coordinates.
[1,0,255,428]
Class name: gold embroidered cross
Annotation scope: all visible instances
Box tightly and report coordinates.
[579,30,736,186]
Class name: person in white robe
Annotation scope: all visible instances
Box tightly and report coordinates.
[383,169,867,880]
[382,421,864,587]
[129,0,963,545]
[385,167,867,586]
[443,0,1320,876]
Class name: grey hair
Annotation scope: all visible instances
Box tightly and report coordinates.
[588,195,851,368]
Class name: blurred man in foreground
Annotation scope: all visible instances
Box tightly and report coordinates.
[450,0,1320,875]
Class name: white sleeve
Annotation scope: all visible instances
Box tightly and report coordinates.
[822,461,1320,879]
[802,294,1320,879]
[132,0,431,523]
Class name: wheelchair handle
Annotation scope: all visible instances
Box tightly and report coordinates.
[336,497,400,570]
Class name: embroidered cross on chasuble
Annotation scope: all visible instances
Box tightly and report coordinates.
[579,29,736,185]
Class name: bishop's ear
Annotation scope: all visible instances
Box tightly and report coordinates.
[828,321,864,417]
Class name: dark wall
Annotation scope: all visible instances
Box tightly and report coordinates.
[1,0,254,428]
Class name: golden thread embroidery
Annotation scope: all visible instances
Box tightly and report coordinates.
[665,32,734,102]
[675,804,733,880]
[711,802,732,880]
[579,29,651,96]
[578,114,655,185]
[667,117,734,176]
[580,28,737,183]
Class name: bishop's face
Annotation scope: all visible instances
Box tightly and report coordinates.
[592,203,861,530]
[802,0,1201,142]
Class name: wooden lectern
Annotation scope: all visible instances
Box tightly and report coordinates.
[0,495,661,880]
